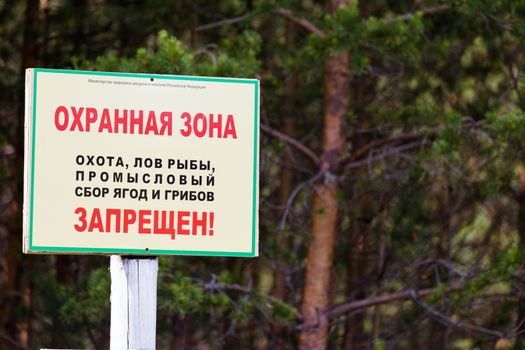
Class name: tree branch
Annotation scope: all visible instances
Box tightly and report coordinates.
[326,283,462,320]
[277,4,451,38]
[343,118,484,170]
[0,332,30,350]
[195,13,251,32]
[276,7,326,38]
[261,123,320,165]
[345,140,429,170]
[349,132,423,163]
[411,291,505,338]
[202,279,300,316]
[392,4,451,22]
[279,171,324,230]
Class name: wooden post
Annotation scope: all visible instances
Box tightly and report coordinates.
[110,255,158,350]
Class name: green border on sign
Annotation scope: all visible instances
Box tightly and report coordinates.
[28,68,259,257]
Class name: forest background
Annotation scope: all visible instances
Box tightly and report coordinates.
[2,0,525,349]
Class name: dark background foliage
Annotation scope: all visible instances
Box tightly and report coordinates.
[2,0,525,349]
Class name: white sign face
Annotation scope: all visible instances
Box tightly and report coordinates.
[24,68,259,256]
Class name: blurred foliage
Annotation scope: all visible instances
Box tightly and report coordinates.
[2,0,525,349]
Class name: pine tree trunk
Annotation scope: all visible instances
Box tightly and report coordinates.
[269,115,295,350]
[298,0,350,346]
[170,315,194,350]
[0,0,40,347]
[342,70,375,350]
[514,169,525,345]
[342,228,365,350]
[269,23,297,349]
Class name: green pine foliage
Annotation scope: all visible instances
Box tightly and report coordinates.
[2,0,525,348]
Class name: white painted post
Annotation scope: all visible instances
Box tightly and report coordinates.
[110,255,158,350]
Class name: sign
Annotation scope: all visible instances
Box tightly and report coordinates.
[24,68,259,256]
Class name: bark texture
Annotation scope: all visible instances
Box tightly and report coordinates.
[299,0,350,345]
[515,169,525,345]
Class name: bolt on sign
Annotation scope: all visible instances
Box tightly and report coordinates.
[24,69,259,257]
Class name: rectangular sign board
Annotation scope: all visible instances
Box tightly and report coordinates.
[24,68,259,256]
